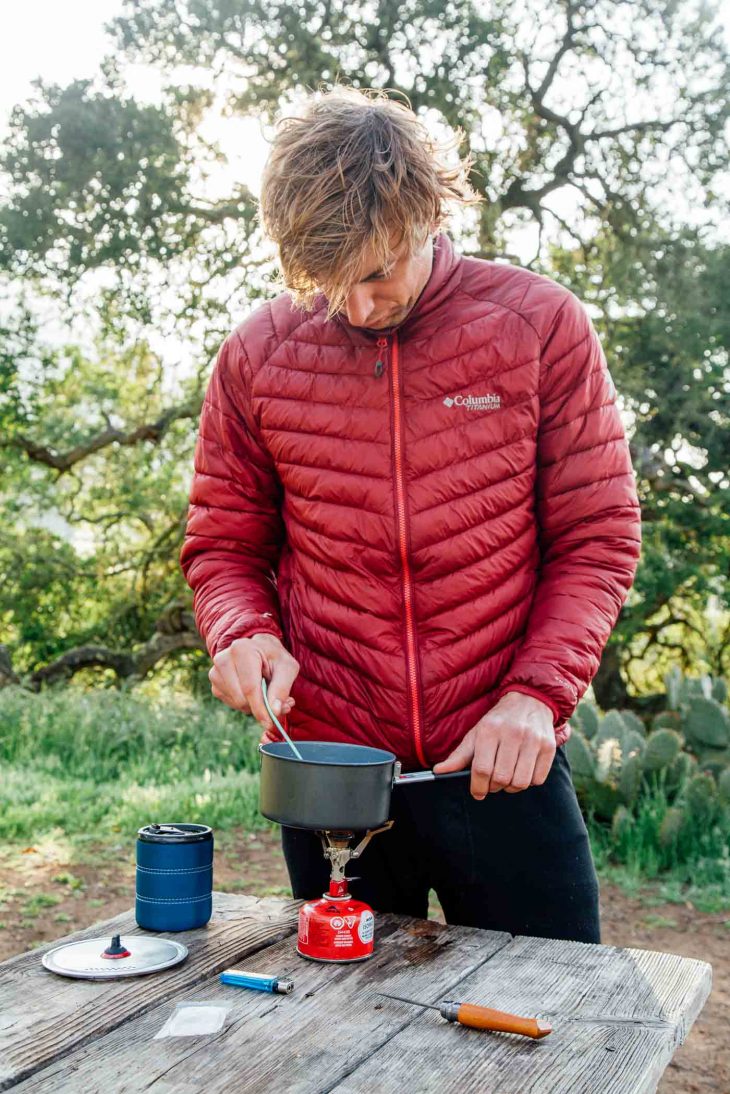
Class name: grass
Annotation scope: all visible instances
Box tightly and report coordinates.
[1,685,729,911]
[0,685,269,841]
[588,781,730,912]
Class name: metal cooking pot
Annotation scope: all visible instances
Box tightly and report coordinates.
[258,740,470,830]
[257,679,468,831]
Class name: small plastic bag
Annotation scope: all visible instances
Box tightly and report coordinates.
[154,1002,230,1039]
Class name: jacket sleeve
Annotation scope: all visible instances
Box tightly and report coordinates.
[180,332,286,657]
[493,290,642,738]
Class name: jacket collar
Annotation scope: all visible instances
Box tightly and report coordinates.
[330,230,463,342]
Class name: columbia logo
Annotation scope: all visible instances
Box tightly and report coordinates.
[443,394,501,410]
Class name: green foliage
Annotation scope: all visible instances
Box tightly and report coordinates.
[718,768,730,807]
[658,807,685,849]
[589,780,730,902]
[682,696,730,749]
[575,672,730,896]
[573,701,600,740]
[685,773,719,825]
[619,753,644,804]
[642,729,682,772]
[611,804,633,843]
[0,685,261,781]
[0,329,203,678]
[0,0,727,690]
[0,81,197,277]
[564,730,594,782]
[0,687,268,841]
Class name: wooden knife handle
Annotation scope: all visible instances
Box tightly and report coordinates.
[455,1003,552,1039]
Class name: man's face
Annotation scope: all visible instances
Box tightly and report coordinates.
[341,228,435,331]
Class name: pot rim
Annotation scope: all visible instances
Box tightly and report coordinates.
[258,741,396,768]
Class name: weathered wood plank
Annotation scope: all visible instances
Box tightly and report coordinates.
[332,934,713,1094]
[0,893,300,1090]
[9,916,513,1093]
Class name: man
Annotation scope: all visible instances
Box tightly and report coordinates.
[180,87,642,943]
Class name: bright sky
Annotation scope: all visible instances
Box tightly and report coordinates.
[4,0,730,256]
[1,1,122,123]
[1,0,272,196]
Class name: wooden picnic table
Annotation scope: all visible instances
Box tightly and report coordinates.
[0,892,711,1093]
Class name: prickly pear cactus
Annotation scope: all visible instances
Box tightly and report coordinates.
[718,768,730,807]
[575,701,600,740]
[658,807,685,848]
[618,752,643,804]
[611,805,633,842]
[712,677,728,704]
[594,737,621,784]
[652,710,682,733]
[622,729,646,759]
[664,666,683,711]
[695,748,730,781]
[564,672,730,836]
[619,709,647,738]
[664,750,696,795]
[682,696,730,750]
[681,674,713,702]
[564,730,594,785]
[684,772,719,824]
[595,710,628,745]
[642,729,682,772]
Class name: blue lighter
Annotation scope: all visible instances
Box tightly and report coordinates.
[219,969,294,994]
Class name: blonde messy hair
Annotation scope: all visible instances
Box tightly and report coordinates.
[258,85,482,320]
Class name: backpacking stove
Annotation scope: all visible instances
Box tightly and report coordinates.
[297,822,394,962]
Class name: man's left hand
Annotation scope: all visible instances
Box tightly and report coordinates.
[432,692,556,799]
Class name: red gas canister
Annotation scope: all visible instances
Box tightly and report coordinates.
[297,879,375,962]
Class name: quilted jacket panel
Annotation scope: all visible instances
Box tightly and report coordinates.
[181,232,642,767]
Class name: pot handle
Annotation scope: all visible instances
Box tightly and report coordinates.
[393,768,471,786]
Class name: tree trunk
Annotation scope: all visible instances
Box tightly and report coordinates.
[592,643,630,710]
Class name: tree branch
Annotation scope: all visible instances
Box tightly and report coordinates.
[1,603,206,689]
[6,399,202,473]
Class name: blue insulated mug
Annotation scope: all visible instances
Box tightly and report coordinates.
[136,823,213,931]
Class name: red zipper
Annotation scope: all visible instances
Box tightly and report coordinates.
[388,332,427,768]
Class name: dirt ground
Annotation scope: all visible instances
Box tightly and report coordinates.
[1,829,726,1092]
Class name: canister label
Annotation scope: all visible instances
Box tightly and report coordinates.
[358,910,374,944]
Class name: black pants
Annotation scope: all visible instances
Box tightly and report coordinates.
[280,744,601,943]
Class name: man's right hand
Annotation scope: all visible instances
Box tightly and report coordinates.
[208,633,300,741]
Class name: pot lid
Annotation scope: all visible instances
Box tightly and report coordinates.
[42,933,188,979]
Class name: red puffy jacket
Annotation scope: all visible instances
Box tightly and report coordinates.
[181,232,642,768]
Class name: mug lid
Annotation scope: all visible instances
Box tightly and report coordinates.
[137,823,212,844]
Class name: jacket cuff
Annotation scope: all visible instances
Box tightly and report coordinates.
[208,612,284,658]
[492,683,564,730]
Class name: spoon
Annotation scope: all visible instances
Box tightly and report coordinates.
[260,678,304,760]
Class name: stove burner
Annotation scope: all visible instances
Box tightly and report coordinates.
[297,822,394,963]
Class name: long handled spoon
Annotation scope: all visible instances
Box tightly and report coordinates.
[260,677,304,760]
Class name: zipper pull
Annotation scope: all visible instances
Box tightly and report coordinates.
[373,337,388,378]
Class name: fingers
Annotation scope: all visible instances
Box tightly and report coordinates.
[501,741,538,793]
[485,735,518,796]
[432,731,476,774]
[259,725,280,746]
[209,651,249,711]
[446,709,557,800]
[468,730,503,800]
[267,655,301,719]
[208,635,300,732]
[530,742,556,787]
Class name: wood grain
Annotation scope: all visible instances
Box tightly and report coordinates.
[8,916,512,1093]
[0,894,300,1090]
[333,934,713,1094]
[1,897,712,1094]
